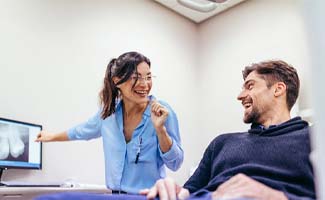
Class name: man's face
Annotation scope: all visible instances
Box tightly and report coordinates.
[237,71,274,124]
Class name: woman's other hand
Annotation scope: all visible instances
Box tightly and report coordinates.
[35,131,68,142]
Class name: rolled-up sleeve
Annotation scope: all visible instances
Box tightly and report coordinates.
[158,102,184,171]
[67,110,102,141]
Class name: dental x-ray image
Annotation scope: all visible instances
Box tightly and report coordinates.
[0,123,29,162]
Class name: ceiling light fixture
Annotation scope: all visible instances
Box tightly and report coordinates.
[177,0,217,13]
[207,0,228,3]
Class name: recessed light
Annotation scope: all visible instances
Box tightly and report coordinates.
[207,0,228,3]
[177,0,217,12]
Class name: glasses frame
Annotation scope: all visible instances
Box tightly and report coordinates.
[130,75,156,83]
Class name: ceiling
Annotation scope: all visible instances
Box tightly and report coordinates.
[153,0,247,23]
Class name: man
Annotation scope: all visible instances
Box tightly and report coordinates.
[141,60,316,200]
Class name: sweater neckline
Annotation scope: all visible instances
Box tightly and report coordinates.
[248,117,308,136]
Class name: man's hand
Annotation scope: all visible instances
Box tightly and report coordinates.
[212,173,288,200]
[139,177,190,200]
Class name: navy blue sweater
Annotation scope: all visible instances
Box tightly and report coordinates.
[184,117,315,200]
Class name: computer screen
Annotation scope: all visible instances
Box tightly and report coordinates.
[0,118,42,169]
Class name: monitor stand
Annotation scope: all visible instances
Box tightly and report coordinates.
[0,168,7,186]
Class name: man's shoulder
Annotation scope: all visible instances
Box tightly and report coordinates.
[203,132,248,154]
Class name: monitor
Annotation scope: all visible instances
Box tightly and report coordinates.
[0,118,42,171]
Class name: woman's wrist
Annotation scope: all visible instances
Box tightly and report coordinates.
[155,126,167,135]
[155,126,172,153]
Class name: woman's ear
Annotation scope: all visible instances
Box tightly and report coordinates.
[112,77,121,88]
[274,82,286,97]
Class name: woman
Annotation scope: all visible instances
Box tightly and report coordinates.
[36,51,184,194]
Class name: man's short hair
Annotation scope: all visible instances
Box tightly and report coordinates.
[242,60,300,111]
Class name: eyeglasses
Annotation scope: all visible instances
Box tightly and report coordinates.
[130,75,156,83]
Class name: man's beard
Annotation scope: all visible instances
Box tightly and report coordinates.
[243,105,261,124]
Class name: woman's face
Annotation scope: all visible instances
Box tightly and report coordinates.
[117,61,152,105]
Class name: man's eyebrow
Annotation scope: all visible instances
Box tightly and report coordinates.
[243,80,255,88]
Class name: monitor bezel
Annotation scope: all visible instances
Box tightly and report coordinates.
[0,117,42,170]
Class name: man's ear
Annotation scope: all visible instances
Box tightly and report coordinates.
[274,82,286,97]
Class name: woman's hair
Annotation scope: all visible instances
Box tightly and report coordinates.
[99,51,151,119]
[242,60,300,111]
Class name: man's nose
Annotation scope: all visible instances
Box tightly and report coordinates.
[237,90,246,101]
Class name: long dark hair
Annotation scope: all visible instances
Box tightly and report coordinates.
[99,51,151,119]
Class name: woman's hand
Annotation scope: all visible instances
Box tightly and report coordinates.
[35,131,69,142]
[35,131,55,142]
[139,177,190,200]
[150,100,169,130]
[150,100,172,153]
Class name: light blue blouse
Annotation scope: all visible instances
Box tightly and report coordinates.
[67,95,183,193]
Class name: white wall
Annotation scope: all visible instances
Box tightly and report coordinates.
[196,0,311,151]
[0,0,198,185]
[0,0,313,188]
